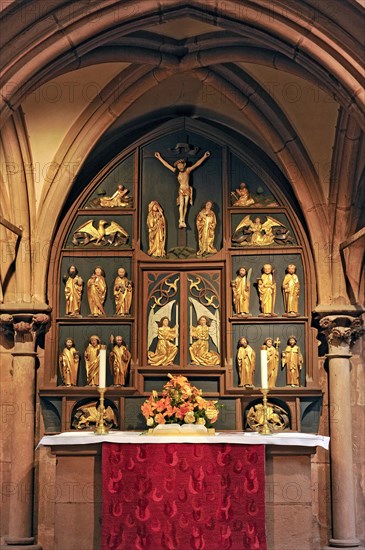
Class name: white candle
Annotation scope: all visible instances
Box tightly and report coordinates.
[260,348,268,389]
[99,347,107,388]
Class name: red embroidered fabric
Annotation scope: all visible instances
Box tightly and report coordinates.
[102,443,266,550]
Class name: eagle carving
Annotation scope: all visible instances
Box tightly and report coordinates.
[72,219,129,247]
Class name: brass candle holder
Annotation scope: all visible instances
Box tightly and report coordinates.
[94,387,110,435]
[259,388,272,435]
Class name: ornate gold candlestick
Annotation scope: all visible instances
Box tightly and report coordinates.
[94,387,110,435]
[259,388,272,435]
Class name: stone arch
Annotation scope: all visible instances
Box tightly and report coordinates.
[0,1,363,126]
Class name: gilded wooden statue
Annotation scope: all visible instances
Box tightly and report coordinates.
[264,337,280,388]
[237,337,256,387]
[63,265,83,316]
[189,315,220,366]
[282,264,300,316]
[282,336,303,386]
[231,182,255,206]
[113,267,132,316]
[147,317,178,367]
[154,150,210,228]
[196,200,217,256]
[84,334,101,386]
[87,267,107,316]
[147,200,166,257]
[59,338,79,386]
[258,264,277,317]
[109,335,131,386]
[231,267,251,316]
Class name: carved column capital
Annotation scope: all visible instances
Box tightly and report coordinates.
[313,305,364,356]
[0,312,50,346]
[318,314,364,355]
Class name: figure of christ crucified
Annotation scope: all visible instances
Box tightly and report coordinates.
[154,151,210,228]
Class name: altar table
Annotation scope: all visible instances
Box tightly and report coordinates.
[37,432,329,550]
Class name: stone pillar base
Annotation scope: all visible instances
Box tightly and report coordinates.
[322,538,363,549]
[1,537,42,549]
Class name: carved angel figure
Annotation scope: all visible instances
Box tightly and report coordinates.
[147,300,178,367]
[188,297,220,366]
[190,315,220,366]
[72,219,129,246]
[231,215,292,246]
[148,317,178,367]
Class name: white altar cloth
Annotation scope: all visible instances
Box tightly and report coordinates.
[38,430,329,449]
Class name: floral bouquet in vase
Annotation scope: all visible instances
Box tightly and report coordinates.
[141,373,221,435]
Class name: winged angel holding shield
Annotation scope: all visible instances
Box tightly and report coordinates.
[147,300,178,367]
[189,297,220,366]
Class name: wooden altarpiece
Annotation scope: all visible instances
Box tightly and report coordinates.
[40,118,322,435]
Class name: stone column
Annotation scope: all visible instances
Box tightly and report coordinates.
[317,312,364,550]
[0,312,49,550]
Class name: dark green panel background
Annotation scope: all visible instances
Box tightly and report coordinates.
[58,324,132,387]
[59,256,133,318]
[141,132,223,253]
[231,322,306,388]
[231,253,305,317]
[83,154,134,207]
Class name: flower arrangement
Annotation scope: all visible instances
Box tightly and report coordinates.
[141,373,221,429]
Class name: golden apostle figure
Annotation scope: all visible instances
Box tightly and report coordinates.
[196,200,217,256]
[264,337,280,388]
[282,336,303,386]
[237,337,256,387]
[282,264,300,316]
[59,338,79,386]
[87,266,107,316]
[231,182,255,206]
[63,265,83,316]
[258,264,277,316]
[84,334,101,386]
[114,267,132,316]
[147,200,166,257]
[109,335,131,386]
[154,150,210,228]
[189,315,220,366]
[231,267,251,316]
[147,317,178,367]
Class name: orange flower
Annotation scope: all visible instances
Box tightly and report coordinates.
[155,413,166,424]
[141,401,154,418]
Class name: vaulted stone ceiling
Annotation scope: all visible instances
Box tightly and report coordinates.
[0,1,363,304]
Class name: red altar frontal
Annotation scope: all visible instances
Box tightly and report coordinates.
[37,432,329,550]
[102,442,266,550]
